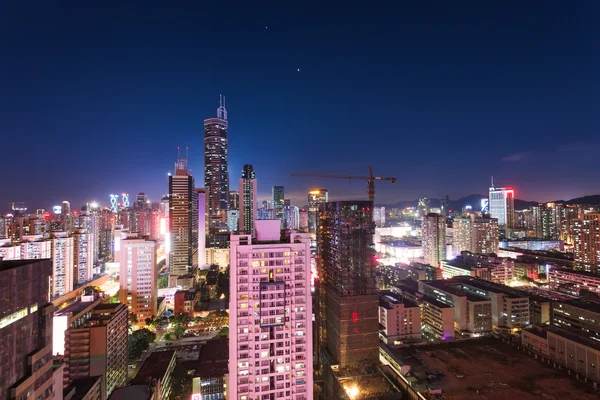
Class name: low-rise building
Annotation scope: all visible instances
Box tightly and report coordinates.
[184,338,228,400]
[379,291,421,344]
[548,268,600,294]
[130,351,176,400]
[551,300,600,343]
[173,290,199,315]
[441,251,514,284]
[522,325,600,383]
[419,280,493,337]
[205,270,219,299]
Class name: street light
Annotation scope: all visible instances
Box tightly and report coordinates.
[346,385,359,399]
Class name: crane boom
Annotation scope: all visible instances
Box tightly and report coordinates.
[291,166,396,203]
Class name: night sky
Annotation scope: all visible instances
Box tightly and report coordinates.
[1,1,598,211]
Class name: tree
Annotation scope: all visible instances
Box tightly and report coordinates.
[173,324,186,339]
[109,293,119,304]
[128,312,139,325]
[217,326,229,338]
[157,274,168,289]
[163,332,172,341]
[128,328,157,359]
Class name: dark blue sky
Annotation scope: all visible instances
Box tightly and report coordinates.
[1,1,598,211]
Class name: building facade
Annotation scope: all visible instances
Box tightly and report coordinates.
[307,189,327,249]
[229,221,313,400]
[379,291,421,344]
[0,259,54,400]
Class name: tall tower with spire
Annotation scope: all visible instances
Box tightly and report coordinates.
[204,95,230,235]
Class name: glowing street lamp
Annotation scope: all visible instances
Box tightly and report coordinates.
[346,385,359,399]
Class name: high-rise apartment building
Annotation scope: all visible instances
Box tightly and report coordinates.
[0,259,54,400]
[317,201,379,368]
[196,188,207,269]
[62,200,72,232]
[51,232,75,297]
[238,164,257,236]
[229,220,313,400]
[64,303,128,397]
[452,216,472,256]
[489,184,514,229]
[79,207,99,266]
[472,217,499,254]
[272,186,285,221]
[422,213,447,267]
[573,214,600,275]
[204,96,229,235]
[169,151,198,284]
[308,189,328,248]
[118,234,157,321]
[73,229,94,284]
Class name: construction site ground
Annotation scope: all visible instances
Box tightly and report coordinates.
[394,338,598,400]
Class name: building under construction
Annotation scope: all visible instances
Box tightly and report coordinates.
[316,200,380,371]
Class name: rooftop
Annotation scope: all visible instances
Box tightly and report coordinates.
[55,298,101,317]
[0,258,51,272]
[64,376,102,400]
[561,299,600,314]
[108,385,153,400]
[379,291,419,309]
[131,351,176,385]
[422,280,490,303]
[184,338,228,378]
[453,276,528,299]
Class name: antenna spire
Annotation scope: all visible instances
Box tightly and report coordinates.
[217,94,228,120]
[491,176,494,188]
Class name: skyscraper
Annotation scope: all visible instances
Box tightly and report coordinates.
[317,201,379,368]
[168,149,198,285]
[308,189,328,248]
[489,183,515,229]
[452,216,473,256]
[196,188,207,269]
[229,220,313,400]
[573,213,600,275]
[228,190,239,211]
[118,233,157,321]
[422,213,446,267]
[238,164,257,235]
[272,186,285,220]
[0,259,54,400]
[204,95,229,234]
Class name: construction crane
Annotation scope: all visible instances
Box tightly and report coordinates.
[291,166,397,203]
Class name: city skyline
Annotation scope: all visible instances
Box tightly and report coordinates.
[1,2,597,209]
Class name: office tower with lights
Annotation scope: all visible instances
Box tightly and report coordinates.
[169,150,198,284]
[373,206,386,227]
[489,184,515,229]
[238,164,258,235]
[317,201,379,368]
[79,207,99,266]
[51,232,75,297]
[62,200,72,232]
[204,96,230,234]
[284,205,300,230]
[422,213,446,267]
[73,229,94,284]
[64,303,128,397]
[0,259,54,400]
[573,214,600,275]
[229,220,313,400]
[118,234,157,320]
[308,189,328,248]
[272,186,285,220]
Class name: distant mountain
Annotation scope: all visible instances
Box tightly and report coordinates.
[552,195,600,206]
[378,194,542,211]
